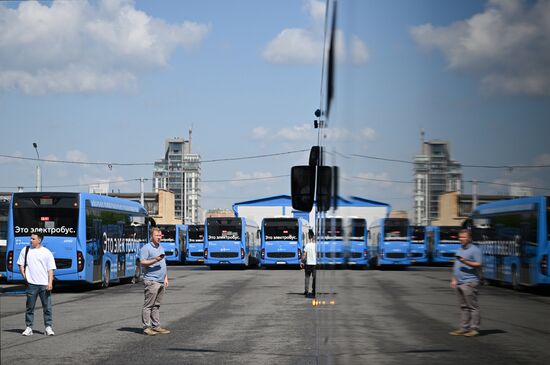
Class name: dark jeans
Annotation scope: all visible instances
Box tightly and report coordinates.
[304,265,316,294]
[25,284,53,328]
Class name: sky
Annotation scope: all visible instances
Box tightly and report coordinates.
[0,0,549,216]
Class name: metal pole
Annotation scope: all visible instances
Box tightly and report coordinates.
[140,177,144,206]
[33,143,41,192]
[472,179,478,211]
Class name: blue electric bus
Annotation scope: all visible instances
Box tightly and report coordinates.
[187,224,205,264]
[426,226,461,264]
[6,192,148,287]
[346,217,368,267]
[409,225,428,264]
[0,198,9,280]
[368,218,411,267]
[317,216,345,266]
[204,217,259,268]
[469,196,550,289]
[157,224,187,264]
[260,217,309,267]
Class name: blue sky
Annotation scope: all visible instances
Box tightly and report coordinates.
[0,0,549,215]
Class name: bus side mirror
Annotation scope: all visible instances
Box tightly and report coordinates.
[291,166,315,212]
[316,166,332,212]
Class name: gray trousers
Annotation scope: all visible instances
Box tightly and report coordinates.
[142,280,165,329]
[456,282,480,330]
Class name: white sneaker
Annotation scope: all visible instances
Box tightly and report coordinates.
[45,326,55,336]
[22,327,33,336]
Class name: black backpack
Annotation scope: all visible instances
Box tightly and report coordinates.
[23,245,31,269]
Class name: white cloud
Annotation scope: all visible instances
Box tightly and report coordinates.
[304,0,326,24]
[360,128,376,141]
[0,0,210,94]
[250,124,316,142]
[276,123,313,141]
[325,127,377,142]
[65,150,88,163]
[251,127,270,139]
[263,0,370,67]
[262,28,322,64]
[351,35,369,65]
[410,0,550,96]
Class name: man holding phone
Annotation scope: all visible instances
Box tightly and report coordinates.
[449,229,482,337]
[140,227,170,336]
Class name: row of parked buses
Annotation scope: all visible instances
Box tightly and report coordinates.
[1,192,549,290]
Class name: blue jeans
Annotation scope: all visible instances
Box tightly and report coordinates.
[25,284,53,328]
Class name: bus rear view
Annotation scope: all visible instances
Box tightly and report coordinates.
[7,193,79,282]
[6,192,148,287]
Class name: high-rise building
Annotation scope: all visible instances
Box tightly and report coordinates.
[153,131,201,224]
[413,131,462,226]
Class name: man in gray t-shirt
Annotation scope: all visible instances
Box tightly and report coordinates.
[140,227,170,336]
[449,229,483,337]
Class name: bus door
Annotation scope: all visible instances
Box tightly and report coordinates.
[519,237,536,285]
[92,220,103,282]
[178,229,187,263]
[518,210,538,285]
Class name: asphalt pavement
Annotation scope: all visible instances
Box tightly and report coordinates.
[1,265,549,364]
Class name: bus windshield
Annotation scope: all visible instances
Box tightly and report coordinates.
[158,225,176,242]
[411,226,425,241]
[384,219,409,240]
[320,218,343,240]
[439,227,460,241]
[207,219,241,241]
[350,219,366,240]
[189,225,204,243]
[13,195,78,237]
[263,219,298,241]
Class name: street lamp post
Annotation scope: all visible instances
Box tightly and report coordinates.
[33,142,41,192]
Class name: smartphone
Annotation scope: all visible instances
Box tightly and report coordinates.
[159,254,165,259]
[455,255,462,260]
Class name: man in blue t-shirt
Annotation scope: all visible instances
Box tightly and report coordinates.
[140,227,170,336]
[449,229,483,337]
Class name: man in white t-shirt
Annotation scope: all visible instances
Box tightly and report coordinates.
[300,230,317,297]
[17,232,57,336]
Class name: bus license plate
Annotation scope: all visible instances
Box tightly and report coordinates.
[276,261,286,265]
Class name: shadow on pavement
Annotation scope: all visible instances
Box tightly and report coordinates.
[117,327,144,334]
[4,328,45,335]
[479,329,507,336]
